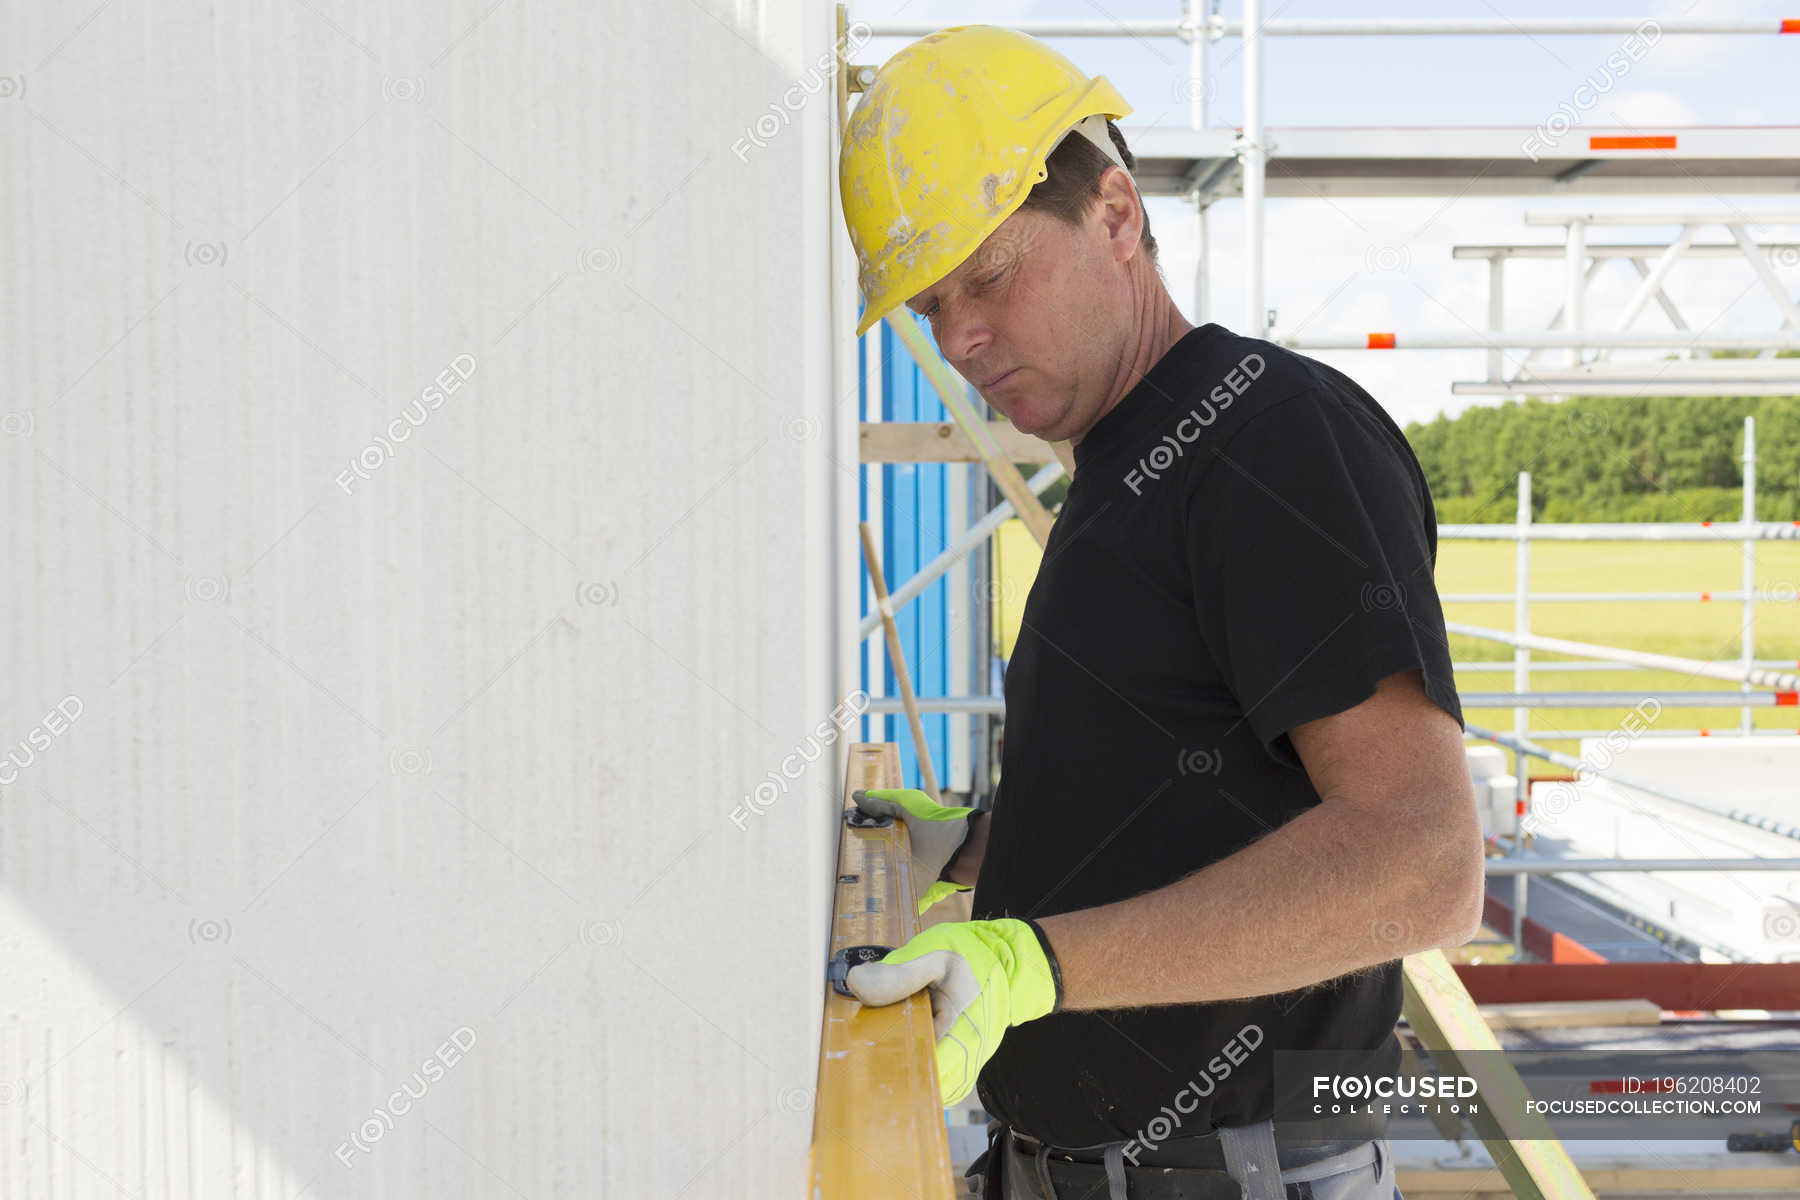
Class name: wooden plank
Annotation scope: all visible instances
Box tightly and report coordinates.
[859,421,1061,464]
[809,744,955,1199]
[858,523,941,802]
[1401,949,1597,1200]
[1476,999,1662,1029]
[1455,962,1800,1010]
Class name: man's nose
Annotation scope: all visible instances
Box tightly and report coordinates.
[936,304,991,367]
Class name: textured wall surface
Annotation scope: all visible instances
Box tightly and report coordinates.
[1,1,841,1195]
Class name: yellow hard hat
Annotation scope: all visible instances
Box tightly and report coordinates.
[840,26,1133,338]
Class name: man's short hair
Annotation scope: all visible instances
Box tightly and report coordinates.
[1018,120,1158,264]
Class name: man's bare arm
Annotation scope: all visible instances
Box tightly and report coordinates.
[1036,669,1484,1010]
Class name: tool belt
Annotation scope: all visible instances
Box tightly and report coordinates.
[969,1110,1388,1200]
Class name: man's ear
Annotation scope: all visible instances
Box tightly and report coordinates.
[1096,166,1145,264]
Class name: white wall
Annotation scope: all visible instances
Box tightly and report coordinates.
[1,1,842,1195]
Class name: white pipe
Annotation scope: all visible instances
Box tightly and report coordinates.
[861,298,887,738]
[1186,0,1207,128]
[1635,272,1699,344]
[1519,257,1607,374]
[1455,379,1800,397]
[865,18,1783,37]
[1565,219,1585,373]
[1280,333,1800,349]
[1484,858,1800,875]
[856,462,1063,640]
[1242,0,1265,336]
[1454,658,1799,672]
[874,694,1793,712]
[1439,522,1800,542]
[1526,209,1800,226]
[867,20,1188,36]
[869,697,1002,714]
[1448,623,1800,690]
[1445,590,1795,603]
[1729,224,1800,328]
[1195,205,1210,324]
[1512,473,1531,858]
[1495,360,1800,378]
[830,19,866,758]
[1240,18,1776,35]
[1743,416,1758,734]
[1454,243,1800,260]
[1470,728,1798,738]
[1611,224,1695,334]
[1463,691,1793,707]
[1187,0,1209,324]
[1485,256,1504,380]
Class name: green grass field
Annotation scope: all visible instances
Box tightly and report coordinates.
[1438,539,1800,778]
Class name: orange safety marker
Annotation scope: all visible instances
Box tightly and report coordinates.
[1367,332,1397,349]
[1589,135,1677,150]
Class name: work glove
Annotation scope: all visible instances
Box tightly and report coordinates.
[851,787,982,914]
[843,918,1062,1106]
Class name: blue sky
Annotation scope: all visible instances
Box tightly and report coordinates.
[854,1,1800,426]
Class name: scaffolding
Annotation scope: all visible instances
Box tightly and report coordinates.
[827,8,1800,1198]
[843,6,1800,804]
[862,8,1800,333]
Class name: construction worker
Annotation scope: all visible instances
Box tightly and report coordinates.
[838,26,1484,1200]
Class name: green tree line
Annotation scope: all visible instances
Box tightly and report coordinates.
[1405,393,1800,524]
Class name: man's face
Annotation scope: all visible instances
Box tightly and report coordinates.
[903,203,1125,444]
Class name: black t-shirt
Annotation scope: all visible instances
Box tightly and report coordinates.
[971,321,1464,1146]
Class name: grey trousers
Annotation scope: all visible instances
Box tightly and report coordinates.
[999,1122,1401,1200]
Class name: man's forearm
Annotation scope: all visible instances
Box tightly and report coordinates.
[1036,796,1482,1011]
[945,809,990,888]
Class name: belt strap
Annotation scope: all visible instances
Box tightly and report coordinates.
[1102,1142,1127,1200]
[1218,1118,1283,1200]
[1029,1139,1056,1199]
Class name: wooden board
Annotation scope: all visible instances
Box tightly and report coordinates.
[1476,999,1663,1029]
[859,421,1060,464]
[1402,949,1597,1200]
[809,744,955,1199]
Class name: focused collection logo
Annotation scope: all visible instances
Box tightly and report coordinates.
[1124,354,1266,495]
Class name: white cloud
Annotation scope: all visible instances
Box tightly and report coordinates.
[1649,0,1766,76]
[1600,88,1703,127]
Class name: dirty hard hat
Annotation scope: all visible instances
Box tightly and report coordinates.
[839,25,1133,338]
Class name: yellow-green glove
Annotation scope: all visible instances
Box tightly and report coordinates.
[851,788,981,914]
[843,917,1063,1106]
